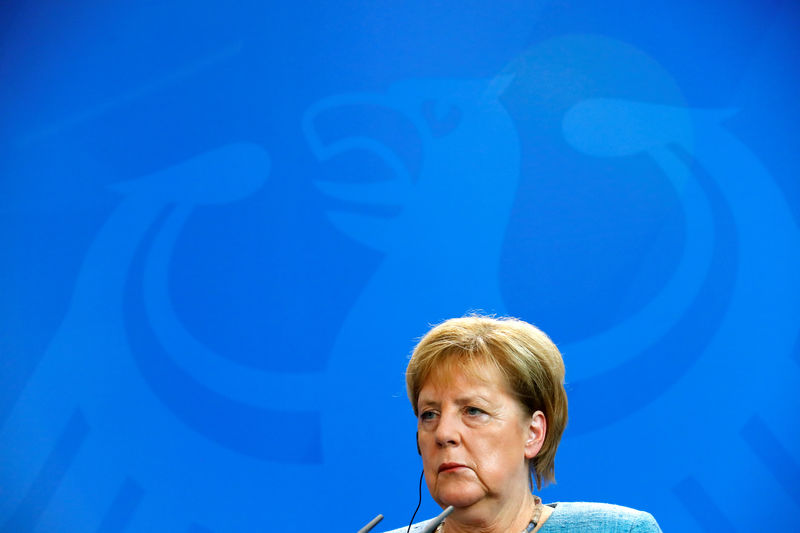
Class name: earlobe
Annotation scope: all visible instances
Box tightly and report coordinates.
[524,410,547,460]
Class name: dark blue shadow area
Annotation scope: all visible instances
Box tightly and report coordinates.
[741,416,800,508]
[1,410,89,533]
[95,478,143,533]
[673,477,737,533]
[567,146,737,434]
[124,206,322,463]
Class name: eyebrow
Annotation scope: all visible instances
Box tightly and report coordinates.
[417,395,492,409]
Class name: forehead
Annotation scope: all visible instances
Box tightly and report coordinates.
[418,357,512,400]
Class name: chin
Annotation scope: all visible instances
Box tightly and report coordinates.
[435,485,484,509]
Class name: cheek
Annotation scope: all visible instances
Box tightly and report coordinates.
[423,466,438,495]
[419,438,438,472]
[477,445,505,474]
[476,431,526,476]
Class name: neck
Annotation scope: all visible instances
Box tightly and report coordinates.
[443,491,538,533]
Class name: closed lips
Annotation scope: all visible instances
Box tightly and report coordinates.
[438,463,466,473]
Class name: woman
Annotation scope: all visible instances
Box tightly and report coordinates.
[383,315,661,533]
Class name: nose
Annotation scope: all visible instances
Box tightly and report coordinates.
[434,410,461,448]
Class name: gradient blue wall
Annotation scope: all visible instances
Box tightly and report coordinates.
[2,1,799,531]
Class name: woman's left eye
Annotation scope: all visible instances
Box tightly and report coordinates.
[465,406,486,416]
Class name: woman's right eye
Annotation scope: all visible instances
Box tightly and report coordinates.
[420,411,438,422]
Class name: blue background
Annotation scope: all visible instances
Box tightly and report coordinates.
[2,1,799,531]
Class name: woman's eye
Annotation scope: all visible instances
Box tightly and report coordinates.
[465,406,486,417]
[420,411,437,422]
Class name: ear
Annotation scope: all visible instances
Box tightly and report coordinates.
[524,410,547,460]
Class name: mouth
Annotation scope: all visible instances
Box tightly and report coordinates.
[438,463,467,474]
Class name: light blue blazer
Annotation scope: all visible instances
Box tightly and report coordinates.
[382,502,662,533]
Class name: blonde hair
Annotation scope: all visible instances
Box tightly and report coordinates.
[406,315,567,489]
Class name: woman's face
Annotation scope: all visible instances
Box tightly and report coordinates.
[416,361,543,511]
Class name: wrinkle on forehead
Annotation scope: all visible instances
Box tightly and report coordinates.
[420,356,513,399]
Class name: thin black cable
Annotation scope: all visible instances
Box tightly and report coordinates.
[406,469,424,533]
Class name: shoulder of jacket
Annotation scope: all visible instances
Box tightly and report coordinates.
[546,502,661,532]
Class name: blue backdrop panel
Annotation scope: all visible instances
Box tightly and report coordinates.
[1,1,799,532]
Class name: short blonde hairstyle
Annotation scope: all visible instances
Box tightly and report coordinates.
[406,315,567,490]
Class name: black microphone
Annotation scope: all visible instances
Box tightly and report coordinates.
[356,514,384,533]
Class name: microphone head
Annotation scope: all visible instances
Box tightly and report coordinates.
[356,513,384,533]
[418,506,454,533]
